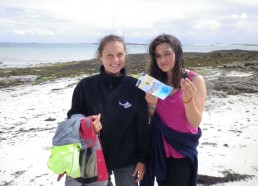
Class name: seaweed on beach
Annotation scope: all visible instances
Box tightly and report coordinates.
[0,50,258,88]
[197,169,255,186]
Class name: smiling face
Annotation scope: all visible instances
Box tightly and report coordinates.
[155,43,175,74]
[99,41,126,76]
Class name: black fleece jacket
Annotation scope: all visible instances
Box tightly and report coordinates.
[67,66,149,170]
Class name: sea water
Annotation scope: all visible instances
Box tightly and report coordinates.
[1,43,258,68]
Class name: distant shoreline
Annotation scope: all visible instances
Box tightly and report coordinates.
[1,49,258,68]
[1,43,258,68]
[0,50,258,88]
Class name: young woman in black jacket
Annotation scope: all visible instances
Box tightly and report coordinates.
[66,35,149,186]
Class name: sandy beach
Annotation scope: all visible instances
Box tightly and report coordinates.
[0,59,258,185]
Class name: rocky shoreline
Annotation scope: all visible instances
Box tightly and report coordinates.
[0,50,258,91]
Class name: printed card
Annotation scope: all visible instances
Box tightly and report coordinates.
[135,72,172,100]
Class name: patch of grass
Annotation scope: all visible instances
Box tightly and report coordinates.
[32,75,57,85]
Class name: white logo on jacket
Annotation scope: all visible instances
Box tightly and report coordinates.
[119,101,132,108]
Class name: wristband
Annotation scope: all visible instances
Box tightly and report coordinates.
[148,105,156,110]
[183,97,193,104]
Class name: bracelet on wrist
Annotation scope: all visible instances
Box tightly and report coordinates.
[183,97,193,104]
[148,105,156,110]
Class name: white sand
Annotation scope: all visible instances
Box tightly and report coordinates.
[0,74,257,186]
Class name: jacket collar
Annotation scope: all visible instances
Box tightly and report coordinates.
[99,65,126,84]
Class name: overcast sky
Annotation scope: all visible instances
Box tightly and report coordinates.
[0,0,258,44]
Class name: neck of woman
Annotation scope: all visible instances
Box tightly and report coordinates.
[166,71,173,85]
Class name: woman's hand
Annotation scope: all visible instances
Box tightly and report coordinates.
[181,78,196,103]
[145,91,158,108]
[132,162,145,182]
[145,91,158,116]
[181,75,207,128]
[92,114,102,133]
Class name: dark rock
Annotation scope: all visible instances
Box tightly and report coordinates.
[45,117,56,121]
[197,170,254,186]
[213,75,258,95]
[245,60,258,67]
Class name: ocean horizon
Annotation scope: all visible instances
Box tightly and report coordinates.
[1,42,258,68]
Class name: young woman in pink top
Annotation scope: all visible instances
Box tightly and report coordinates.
[144,34,206,186]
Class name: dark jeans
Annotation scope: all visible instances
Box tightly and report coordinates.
[157,157,193,186]
[108,164,138,186]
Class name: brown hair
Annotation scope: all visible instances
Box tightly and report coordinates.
[97,35,126,58]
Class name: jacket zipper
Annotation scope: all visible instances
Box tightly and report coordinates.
[106,77,112,167]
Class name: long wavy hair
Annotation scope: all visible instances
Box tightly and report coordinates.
[148,34,186,88]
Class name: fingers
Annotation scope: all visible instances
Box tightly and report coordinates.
[132,162,145,182]
[92,114,102,132]
[182,78,196,90]
[145,90,158,105]
[145,90,153,99]
[92,113,101,120]
[132,168,138,177]
[181,78,196,97]
[134,171,144,182]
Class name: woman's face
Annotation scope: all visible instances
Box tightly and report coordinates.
[99,41,126,76]
[154,43,176,73]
